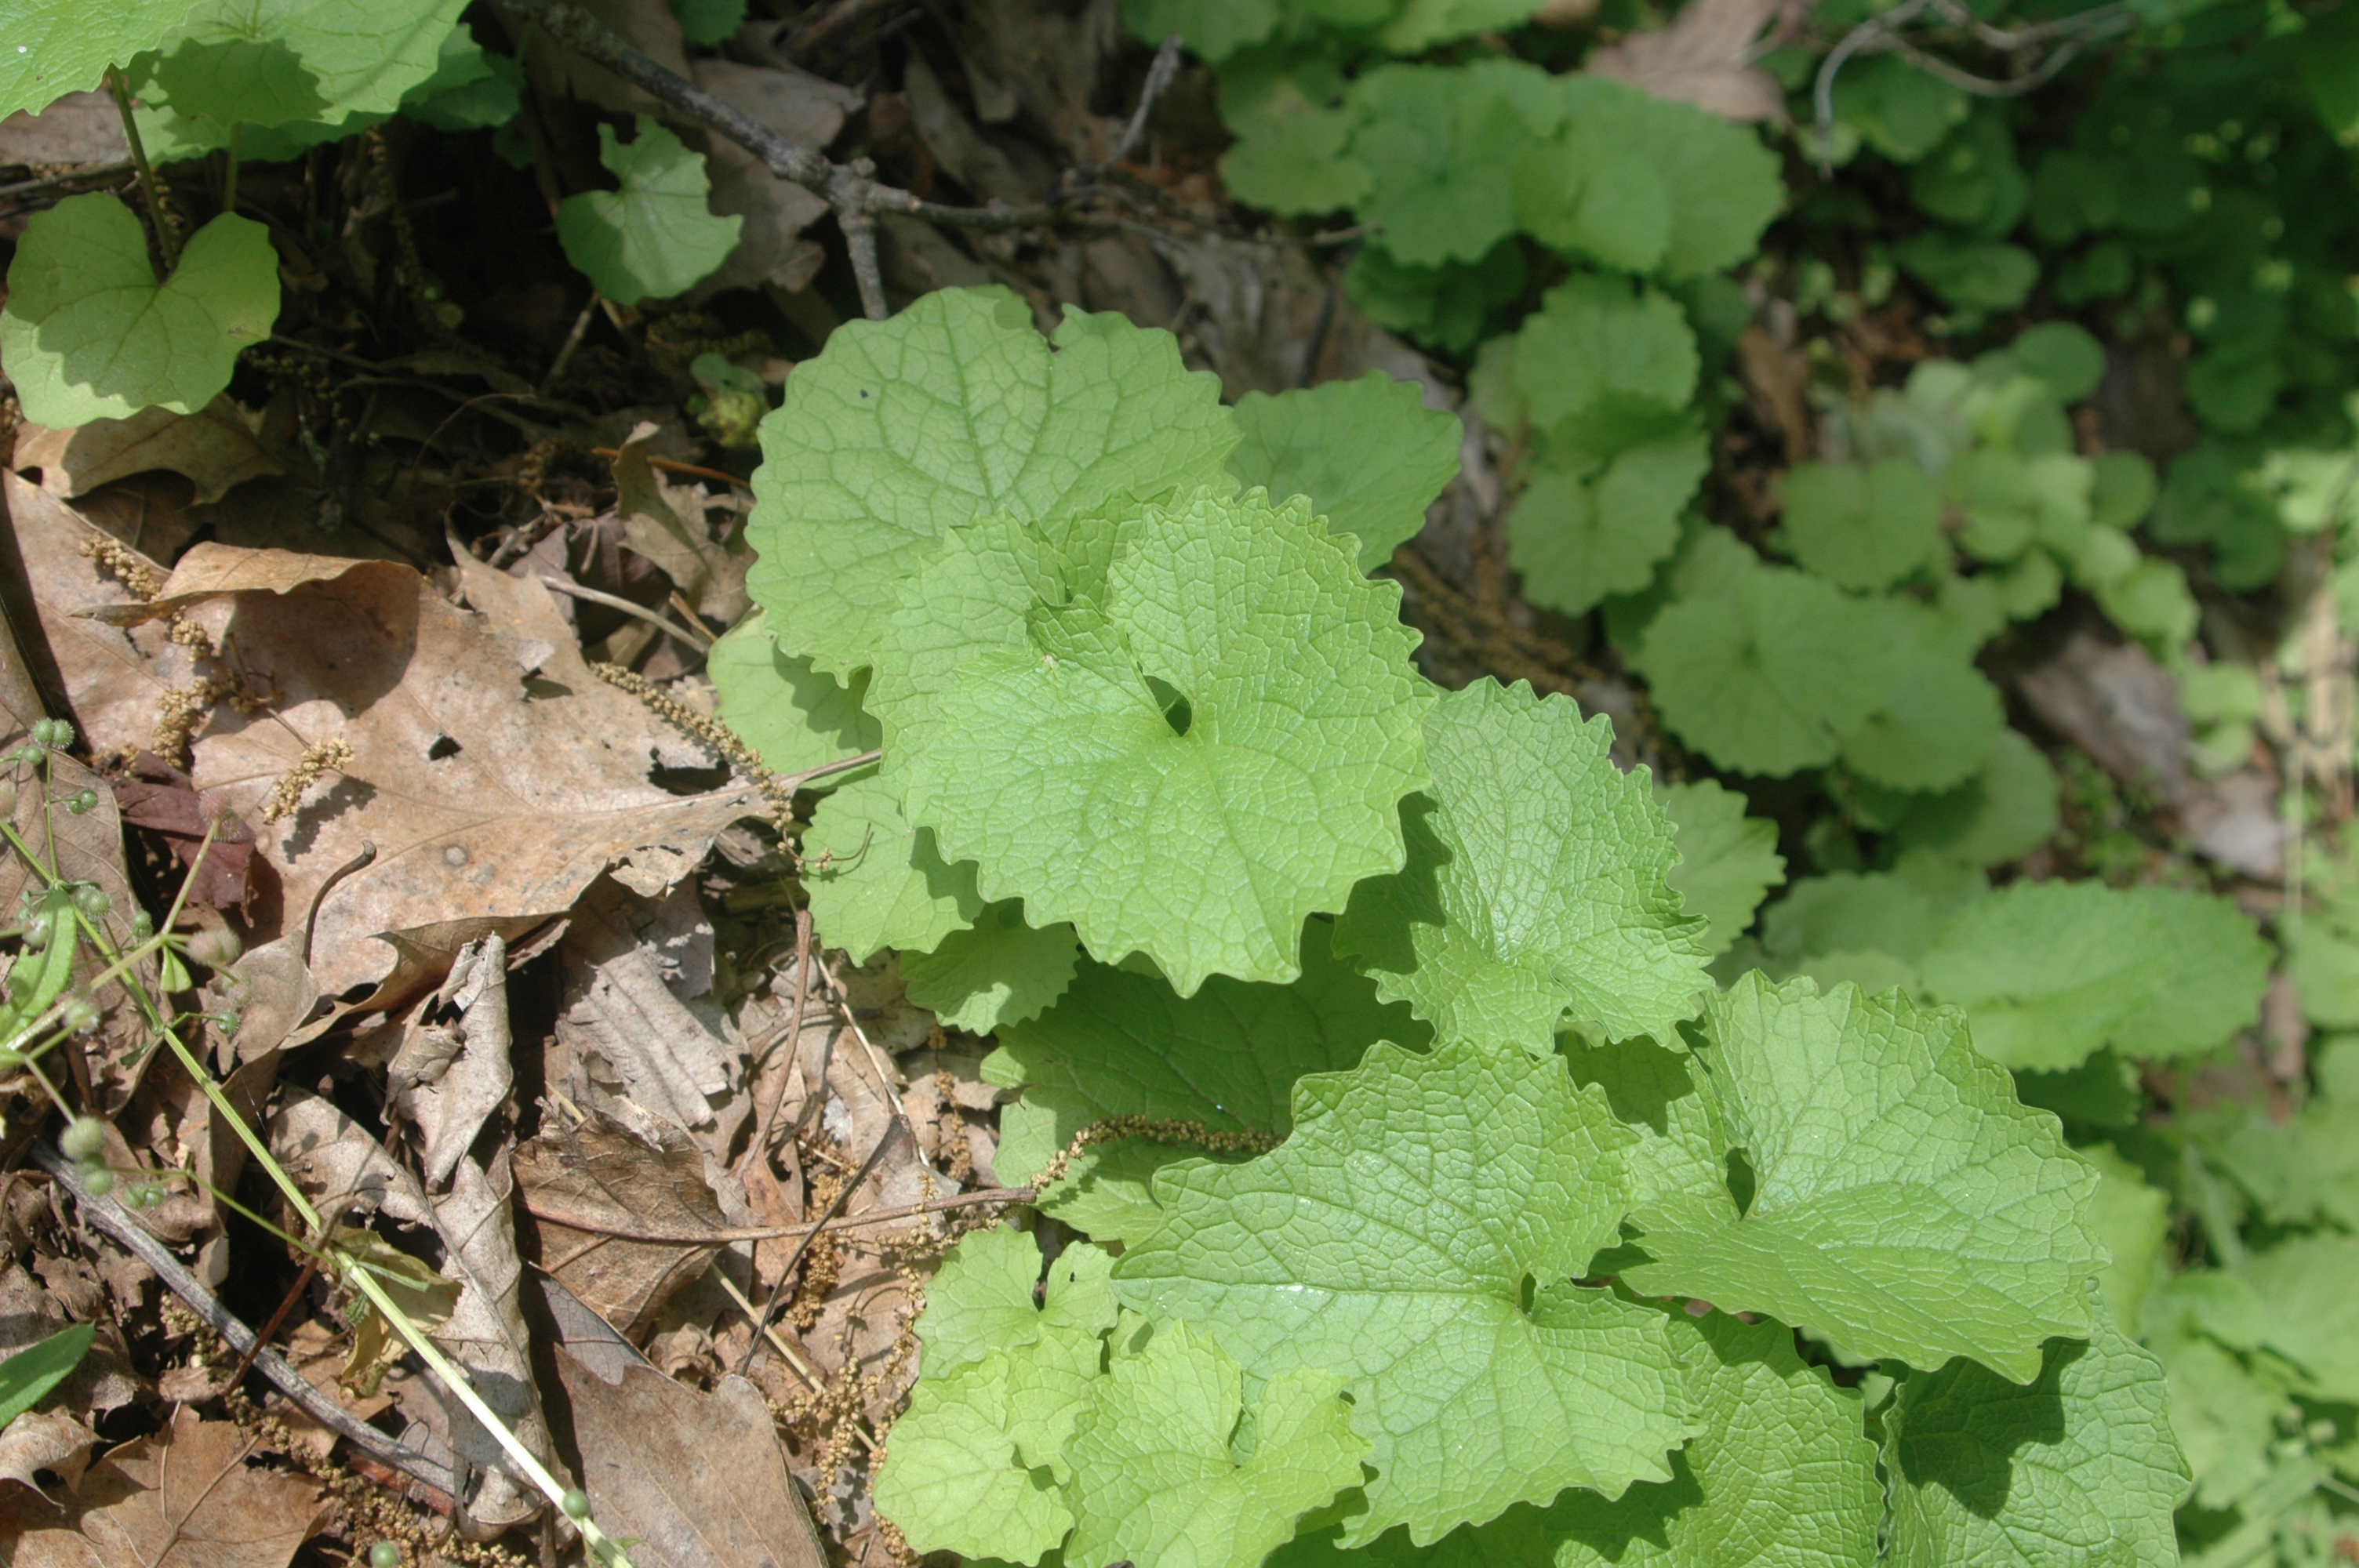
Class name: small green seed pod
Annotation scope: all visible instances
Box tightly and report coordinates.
[61,997,100,1033]
[369,1542,403,1568]
[82,1166,117,1196]
[185,926,243,969]
[561,1489,591,1521]
[73,885,111,920]
[60,1115,105,1161]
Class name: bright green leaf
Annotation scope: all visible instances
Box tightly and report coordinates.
[0,198,279,427]
[873,1356,1077,1564]
[1116,1036,1701,1546]
[878,1237,1120,1562]
[1508,431,1709,618]
[1660,779,1785,957]
[707,608,881,791]
[1871,728,2061,869]
[799,773,982,964]
[1335,679,1710,1053]
[1833,598,2004,793]
[1622,974,2103,1382]
[747,288,1234,677]
[885,488,1433,996]
[2081,1143,2168,1332]
[1222,107,1374,216]
[2230,1236,2359,1403]
[1883,1290,2190,1567]
[2,0,201,119]
[913,1227,1117,1377]
[1761,864,1985,975]
[1343,61,1559,267]
[987,916,1425,1196]
[0,1323,96,1428]
[1512,77,1782,281]
[900,900,1080,1034]
[556,116,742,307]
[1267,1306,1879,1568]
[1916,880,2270,1071]
[1227,372,1462,572]
[134,0,469,139]
[1063,1323,1369,1568]
[1511,274,1699,434]
[1777,458,1941,591]
[1633,567,1887,778]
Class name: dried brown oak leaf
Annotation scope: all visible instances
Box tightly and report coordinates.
[1585,0,1786,122]
[14,400,287,507]
[107,543,756,997]
[1,1406,324,1568]
[110,753,256,910]
[554,1348,827,1568]
[516,1110,733,1338]
[2,474,205,764]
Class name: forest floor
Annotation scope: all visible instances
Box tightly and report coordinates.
[0,0,2321,1563]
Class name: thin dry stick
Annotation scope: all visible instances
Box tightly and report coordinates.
[537,576,714,649]
[587,448,751,489]
[0,161,136,200]
[488,0,1070,318]
[747,906,816,1167]
[702,1259,832,1398]
[1100,34,1185,174]
[34,1142,462,1497]
[736,1120,906,1376]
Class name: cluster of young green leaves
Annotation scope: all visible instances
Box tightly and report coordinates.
[0,0,740,429]
[1216,56,1779,358]
[1803,0,2359,631]
[1525,316,2199,894]
[719,286,2201,1568]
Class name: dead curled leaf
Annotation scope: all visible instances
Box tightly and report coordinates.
[553,877,740,1133]
[688,61,859,299]
[0,1406,324,1568]
[270,1074,566,1532]
[516,1110,732,1338]
[2,474,205,780]
[0,1410,98,1494]
[1585,0,1787,122]
[553,1349,827,1568]
[107,752,256,911]
[13,400,289,507]
[611,422,751,623]
[97,541,765,998]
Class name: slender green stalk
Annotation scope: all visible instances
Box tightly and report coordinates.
[344,1267,634,1567]
[13,811,631,1560]
[224,123,242,215]
[103,67,182,270]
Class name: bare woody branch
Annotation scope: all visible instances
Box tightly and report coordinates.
[490,0,1072,318]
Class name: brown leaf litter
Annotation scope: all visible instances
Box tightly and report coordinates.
[1,1406,324,1568]
[12,476,764,1000]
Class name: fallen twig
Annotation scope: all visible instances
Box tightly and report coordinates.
[490,0,1071,318]
[33,1140,463,1500]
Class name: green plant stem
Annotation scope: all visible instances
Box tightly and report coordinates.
[341,1267,632,1567]
[103,67,181,271]
[223,123,242,216]
[15,818,631,1561]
